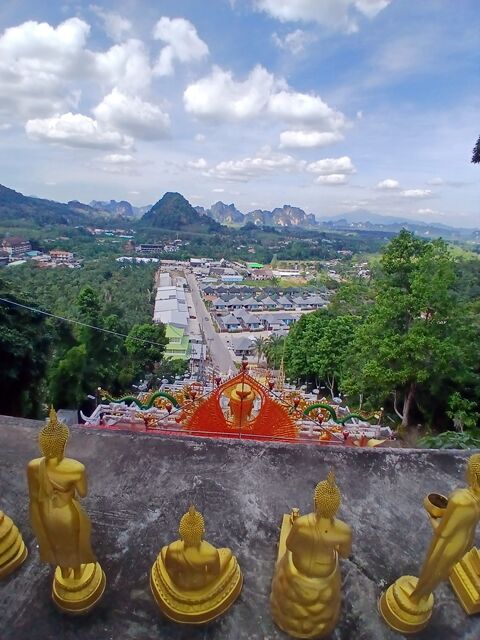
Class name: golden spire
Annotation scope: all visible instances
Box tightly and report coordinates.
[179,505,205,547]
[314,471,341,519]
[39,406,70,458]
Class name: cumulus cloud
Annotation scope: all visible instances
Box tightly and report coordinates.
[279,130,343,148]
[184,65,275,120]
[402,189,433,198]
[376,178,400,190]
[90,5,131,41]
[25,112,133,150]
[202,147,301,182]
[153,17,208,76]
[93,39,152,93]
[93,88,170,139]
[184,64,347,148]
[255,0,391,33]
[0,17,90,119]
[306,156,356,175]
[315,174,348,185]
[272,29,316,55]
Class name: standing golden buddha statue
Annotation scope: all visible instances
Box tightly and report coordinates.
[380,453,480,634]
[27,407,106,614]
[150,505,243,624]
[0,509,27,579]
[270,471,352,639]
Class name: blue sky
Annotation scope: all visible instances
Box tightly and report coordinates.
[0,0,478,226]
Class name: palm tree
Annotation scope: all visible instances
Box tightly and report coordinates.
[253,336,266,363]
[265,334,285,369]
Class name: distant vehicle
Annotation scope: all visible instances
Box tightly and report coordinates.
[190,315,197,319]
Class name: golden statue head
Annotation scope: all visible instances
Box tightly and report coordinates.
[179,505,205,547]
[466,454,480,490]
[39,407,69,460]
[314,471,341,519]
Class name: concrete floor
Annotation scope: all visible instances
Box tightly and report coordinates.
[1,415,479,640]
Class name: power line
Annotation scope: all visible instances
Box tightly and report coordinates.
[0,296,166,348]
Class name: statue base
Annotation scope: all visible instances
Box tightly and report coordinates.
[52,562,106,615]
[150,549,243,624]
[0,511,28,580]
[379,576,434,635]
[450,547,480,615]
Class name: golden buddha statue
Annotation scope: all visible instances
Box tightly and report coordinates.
[150,505,243,624]
[380,453,480,634]
[0,510,28,579]
[228,382,256,429]
[27,407,106,614]
[270,472,352,639]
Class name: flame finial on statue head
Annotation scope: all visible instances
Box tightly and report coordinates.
[39,406,70,459]
[314,471,341,519]
[179,505,205,547]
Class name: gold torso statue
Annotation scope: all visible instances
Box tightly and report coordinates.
[380,453,480,634]
[27,408,106,614]
[270,472,352,639]
[150,505,243,624]
[228,383,255,429]
[0,510,28,579]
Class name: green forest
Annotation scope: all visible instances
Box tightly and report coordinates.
[0,259,168,416]
[263,231,480,447]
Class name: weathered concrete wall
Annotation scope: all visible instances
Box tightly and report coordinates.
[0,416,479,640]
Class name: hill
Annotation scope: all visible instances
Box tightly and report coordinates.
[140,192,221,232]
[0,184,93,226]
[90,200,152,218]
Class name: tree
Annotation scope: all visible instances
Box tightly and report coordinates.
[472,135,480,164]
[264,334,285,369]
[125,323,167,374]
[253,336,267,363]
[0,281,52,417]
[48,345,87,408]
[342,232,472,428]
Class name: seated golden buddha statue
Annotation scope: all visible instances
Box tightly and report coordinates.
[27,407,106,614]
[150,505,243,624]
[380,453,480,633]
[0,510,28,579]
[270,472,352,639]
[228,382,256,429]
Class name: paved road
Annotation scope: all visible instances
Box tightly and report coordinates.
[186,273,235,375]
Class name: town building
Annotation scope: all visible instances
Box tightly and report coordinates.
[1,237,31,257]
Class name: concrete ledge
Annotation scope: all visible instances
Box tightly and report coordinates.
[0,416,479,639]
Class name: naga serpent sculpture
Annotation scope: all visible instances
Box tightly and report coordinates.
[100,390,179,410]
[303,403,378,426]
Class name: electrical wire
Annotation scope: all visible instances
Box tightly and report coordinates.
[0,296,166,348]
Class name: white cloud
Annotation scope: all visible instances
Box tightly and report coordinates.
[315,174,348,185]
[255,0,391,33]
[427,177,444,185]
[417,208,436,215]
[280,130,343,148]
[184,64,347,147]
[95,152,139,174]
[93,39,152,94]
[306,156,356,175]
[153,17,208,76]
[184,65,275,120]
[0,123,12,131]
[0,17,90,119]
[195,133,206,142]
[90,5,131,42]
[269,90,346,130]
[376,178,400,190]
[25,112,133,150]
[188,157,208,169]
[212,188,225,193]
[272,29,316,55]
[203,147,301,182]
[402,189,433,198]
[93,88,170,139]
